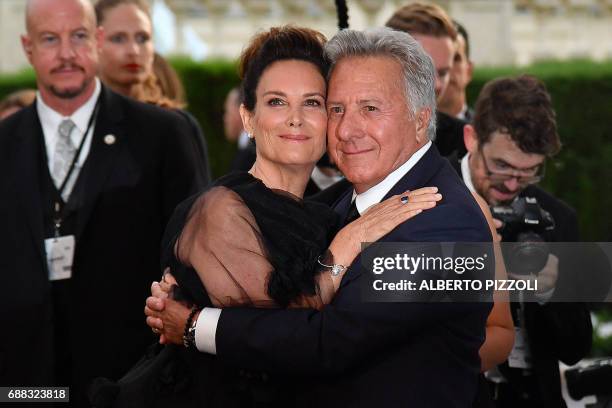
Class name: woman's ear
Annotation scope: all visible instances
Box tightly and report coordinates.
[415,108,431,144]
[239,104,253,136]
[464,124,479,154]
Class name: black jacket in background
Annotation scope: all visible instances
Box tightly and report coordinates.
[0,86,208,405]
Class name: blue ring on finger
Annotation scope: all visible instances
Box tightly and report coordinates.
[400,195,409,204]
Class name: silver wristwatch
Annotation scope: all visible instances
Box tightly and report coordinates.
[317,252,347,276]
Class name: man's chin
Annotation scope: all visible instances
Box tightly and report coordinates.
[487,188,517,206]
[49,82,89,99]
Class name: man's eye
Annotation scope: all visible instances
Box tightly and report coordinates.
[495,162,509,170]
[42,35,57,44]
[268,98,284,106]
[365,106,377,112]
[73,32,88,42]
[110,34,125,44]
[329,106,343,114]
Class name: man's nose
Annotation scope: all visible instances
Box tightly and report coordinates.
[59,39,76,60]
[434,75,442,97]
[503,177,520,192]
[334,110,363,141]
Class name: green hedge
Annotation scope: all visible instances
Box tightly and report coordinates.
[2,59,611,241]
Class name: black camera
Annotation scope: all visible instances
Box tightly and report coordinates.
[565,359,612,407]
[490,197,555,275]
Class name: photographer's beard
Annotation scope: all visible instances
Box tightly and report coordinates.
[471,170,521,206]
[485,180,521,206]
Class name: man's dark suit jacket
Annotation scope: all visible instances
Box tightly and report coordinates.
[213,145,493,407]
[447,152,592,408]
[435,111,468,157]
[0,86,208,404]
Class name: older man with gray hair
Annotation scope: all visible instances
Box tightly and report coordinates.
[146,27,492,407]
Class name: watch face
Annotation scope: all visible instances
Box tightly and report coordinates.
[331,265,344,276]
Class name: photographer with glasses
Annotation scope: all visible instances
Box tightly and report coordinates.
[448,75,592,408]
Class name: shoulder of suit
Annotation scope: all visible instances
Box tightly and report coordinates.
[0,103,36,142]
[107,88,189,127]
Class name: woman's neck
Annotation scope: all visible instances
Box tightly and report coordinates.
[249,159,314,199]
[102,77,142,98]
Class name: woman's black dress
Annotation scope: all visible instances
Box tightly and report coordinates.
[89,171,339,407]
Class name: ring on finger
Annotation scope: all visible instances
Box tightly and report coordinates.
[152,327,160,334]
[400,195,409,204]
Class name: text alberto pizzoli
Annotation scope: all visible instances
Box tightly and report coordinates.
[370,254,538,292]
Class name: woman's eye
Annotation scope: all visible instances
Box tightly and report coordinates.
[268,98,285,106]
[304,99,321,107]
[135,33,150,44]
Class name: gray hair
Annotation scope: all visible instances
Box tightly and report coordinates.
[324,27,437,140]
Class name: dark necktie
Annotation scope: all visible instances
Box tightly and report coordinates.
[343,200,361,226]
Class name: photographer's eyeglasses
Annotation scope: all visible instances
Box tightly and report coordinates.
[478,148,545,185]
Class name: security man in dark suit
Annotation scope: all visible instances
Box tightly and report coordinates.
[0,0,208,405]
[449,75,592,408]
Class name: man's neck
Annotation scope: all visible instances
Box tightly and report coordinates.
[353,141,429,194]
[439,93,466,118]
[38,80,97,117]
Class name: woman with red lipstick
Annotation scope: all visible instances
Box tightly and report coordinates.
[96,0,180,108]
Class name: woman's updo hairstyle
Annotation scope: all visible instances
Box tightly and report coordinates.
[239,25,329,111]
[95,0,151,24]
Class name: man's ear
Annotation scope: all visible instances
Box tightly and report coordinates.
[239,104,254,136]
[21,34,33,62]
[96,26,105,50]
[415,107,432,144]
[463,124,479,154]
[466,60,474,83]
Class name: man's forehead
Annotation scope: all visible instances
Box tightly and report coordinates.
[328,57,401,93]
[26,0,95,32]
[486,131,545,165]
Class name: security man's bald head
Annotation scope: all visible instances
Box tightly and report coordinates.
[26,0,97,33]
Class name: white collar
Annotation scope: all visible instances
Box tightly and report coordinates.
[457,104,469,121]
[36,78,101,146]
[461,152,476,193]
[351,141,432,215]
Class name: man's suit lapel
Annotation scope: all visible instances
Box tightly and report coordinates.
[334,189,353,221]
[72,86,126,239]
[338,144,446,289]
[14,104,46,264]
[382,144,446,200]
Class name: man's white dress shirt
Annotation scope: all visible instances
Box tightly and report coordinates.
[37,79,101,196]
